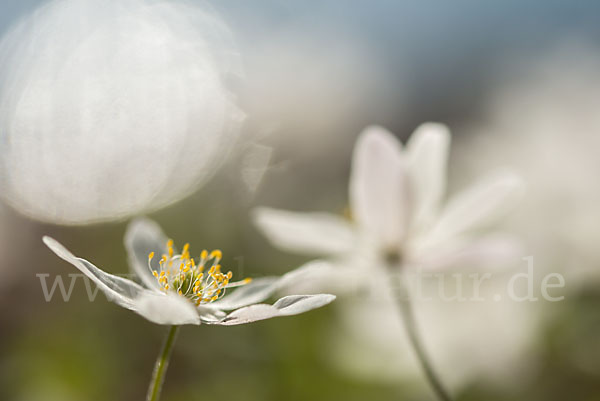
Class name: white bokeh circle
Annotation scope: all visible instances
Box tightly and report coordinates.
[0,0,244,224]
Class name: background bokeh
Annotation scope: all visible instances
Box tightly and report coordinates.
[1,1,600,400]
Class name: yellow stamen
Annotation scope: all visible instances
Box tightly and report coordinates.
[150,241,252,305]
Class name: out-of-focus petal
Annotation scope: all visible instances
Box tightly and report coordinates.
[413,233,524,271]
[208,277,279,311]
[43,236,147,310]
[277,260,339,289]
[349,126,409,247]
[132,291,200,325]
[428,171,524,243]
[214,294,336,326]
[406,123,450,229]
[124,217,169,290]
[253,207,355,255]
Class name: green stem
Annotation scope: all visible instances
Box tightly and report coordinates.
[147,325,180,401]
[392,272,453,401]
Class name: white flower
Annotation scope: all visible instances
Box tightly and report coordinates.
[0,0,244,224]
[254,124,523,278]
[252,124,525,390]
[43,218,335,326]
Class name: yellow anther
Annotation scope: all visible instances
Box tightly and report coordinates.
[149,241,252,304]
[243,278,253,284]
[167,239,174,258]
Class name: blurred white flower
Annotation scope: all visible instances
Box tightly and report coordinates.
[254,124,523,276]
[454,43,600,289]
[43,218,334,326]
[253,124,525,391]
[0,0,244,224]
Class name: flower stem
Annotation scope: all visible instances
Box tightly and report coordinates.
[147,325,180,401]
[392,274,453,401]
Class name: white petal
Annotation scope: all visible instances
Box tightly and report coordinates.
[349,126,409,247]
[215,294,336,326]
[429,171,524,243]
[208,277,280,311]
[252,207,355,255]
[124,217,169,290]
[277,260,337,288]
[210,260,341,311]
[197,307,227,323]
[43,236,147,310]
[414,233,524,271]
[406,123,450,228]
[132,291,201,325]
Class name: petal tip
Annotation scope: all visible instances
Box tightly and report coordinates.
[321,294,337,305]
[411,122,451,146]
[357,125,399,148]
[42,236,72,260]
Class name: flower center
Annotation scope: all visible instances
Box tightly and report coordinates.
[148,239,251,306]
[383,248,403,267]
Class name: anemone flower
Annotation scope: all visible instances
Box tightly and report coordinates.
[253,123,523,401]
[43,218,334,401]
